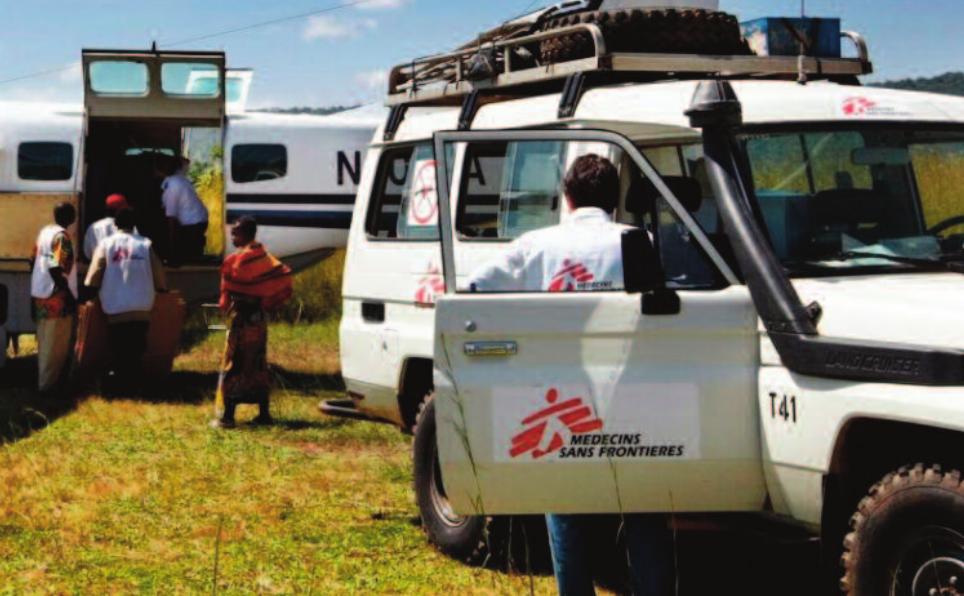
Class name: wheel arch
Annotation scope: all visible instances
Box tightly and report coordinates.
[822,417,964,576]
[398,356,434,431]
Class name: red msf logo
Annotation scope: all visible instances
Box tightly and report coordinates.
[548,260,595,292]
[509,388,604,460]
[110,247,131,263]
[843,97,877,116]
[414,272,444,305]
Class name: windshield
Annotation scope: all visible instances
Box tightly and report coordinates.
[741,127,964,276]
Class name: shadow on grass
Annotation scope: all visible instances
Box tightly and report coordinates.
[0,354,79,444]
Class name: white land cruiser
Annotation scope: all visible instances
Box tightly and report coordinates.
[338,10,964,592]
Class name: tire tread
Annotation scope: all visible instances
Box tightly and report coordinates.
[840,463,964,594]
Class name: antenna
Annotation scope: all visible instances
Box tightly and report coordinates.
[801,0,806,17]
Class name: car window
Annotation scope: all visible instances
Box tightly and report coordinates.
[456,141,565,240]
[18,142,73,181]
[366,143,442,241]
[231,144,287,183]
[449,139,725,293]
[630,147,724,290]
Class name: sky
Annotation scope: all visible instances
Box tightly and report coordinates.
[0,0,962,108]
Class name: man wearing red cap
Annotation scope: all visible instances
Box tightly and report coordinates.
[84,193,131,261]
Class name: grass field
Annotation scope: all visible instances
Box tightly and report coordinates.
[0,320,558,594]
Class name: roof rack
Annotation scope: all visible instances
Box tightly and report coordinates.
[385,23,873,109]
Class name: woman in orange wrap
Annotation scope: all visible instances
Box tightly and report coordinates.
[212,216,292,428]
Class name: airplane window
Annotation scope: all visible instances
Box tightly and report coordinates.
[231,144,287,183]
[18,142,73,181]
[88,61,148,95]
[165,63,221,97]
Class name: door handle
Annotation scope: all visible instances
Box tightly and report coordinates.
[464,341,518,358]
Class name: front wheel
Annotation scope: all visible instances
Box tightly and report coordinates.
[841,463,964,595]
[413,395,504,566]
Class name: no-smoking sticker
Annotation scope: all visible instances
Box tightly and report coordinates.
[408,159,439,227]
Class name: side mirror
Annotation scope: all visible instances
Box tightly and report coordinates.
[621,229,681,316]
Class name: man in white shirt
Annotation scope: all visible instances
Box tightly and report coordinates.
[468,154,673,596]
[85,208,167,392]
[159,156,208,264]
[469,154,629,293]
[84,193,130,261]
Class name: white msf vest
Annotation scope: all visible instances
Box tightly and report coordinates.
[99,232,156,316]
[31,224,79,299]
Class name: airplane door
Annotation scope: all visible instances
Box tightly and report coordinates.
[81,49,227,302]
[82,49,226,122]
[431,129,767,516]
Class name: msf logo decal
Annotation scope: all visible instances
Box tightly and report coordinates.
[509,388,603,459]
[508,387,688,461]
[842,96,877,116]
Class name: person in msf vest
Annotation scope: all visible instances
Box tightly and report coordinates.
[468,155,674,596]
[30,202,79,394]
[84,193,132,261]
[212,216,292,429]
[84,209,167,393]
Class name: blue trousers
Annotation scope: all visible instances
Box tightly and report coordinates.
[546,513,674,596]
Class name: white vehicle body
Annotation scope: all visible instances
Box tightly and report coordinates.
[0,56,379,355]
[340,78,964,531]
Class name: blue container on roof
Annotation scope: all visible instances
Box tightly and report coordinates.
[741,17,842,58]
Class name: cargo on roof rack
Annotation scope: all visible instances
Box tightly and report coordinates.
[385,23,872,109]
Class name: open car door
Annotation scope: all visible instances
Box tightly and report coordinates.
[432,129,767,516]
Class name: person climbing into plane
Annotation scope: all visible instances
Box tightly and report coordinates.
[84,193,134,261]
[157,155,208,265]
[469,154,675,596]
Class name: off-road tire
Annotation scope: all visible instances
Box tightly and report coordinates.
[539,8,752,65]
[413,395,506,566]
[841,463,964,595]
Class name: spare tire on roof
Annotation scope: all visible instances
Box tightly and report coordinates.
[539,8,753,64]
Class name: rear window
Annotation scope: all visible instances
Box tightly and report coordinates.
[366,144,441,241]
[231,144,287,183]
[18,142,73,181]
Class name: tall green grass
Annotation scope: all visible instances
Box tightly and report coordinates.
[276,249,346,324]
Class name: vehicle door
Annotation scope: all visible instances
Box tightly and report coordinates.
[432,129,767,516]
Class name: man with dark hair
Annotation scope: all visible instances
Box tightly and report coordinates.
[85,208,167,392]
[212,216,292,428]
[468,154,674,595]
[31,202,78,393]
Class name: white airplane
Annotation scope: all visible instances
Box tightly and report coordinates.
[0,48,382,359]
